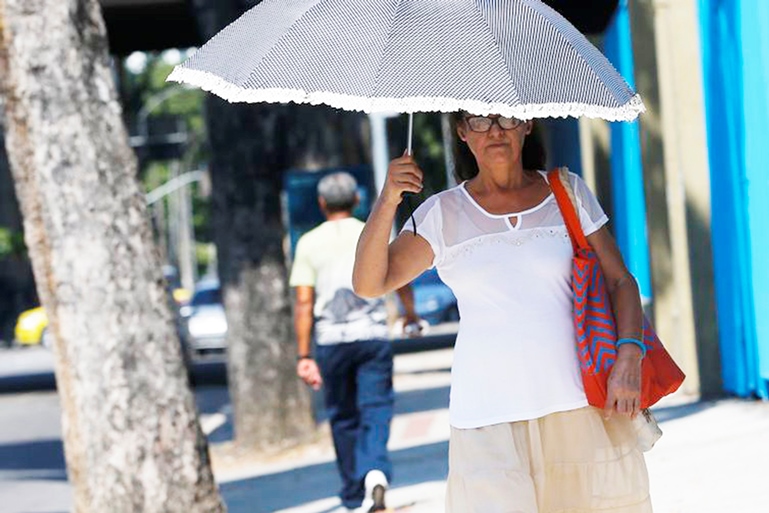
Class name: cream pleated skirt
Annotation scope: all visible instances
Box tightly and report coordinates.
[446,407,652,513]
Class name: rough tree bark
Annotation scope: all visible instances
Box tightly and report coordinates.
[192,0,371,451]
[0,1,225,511]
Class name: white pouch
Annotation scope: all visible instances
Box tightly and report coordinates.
[633,408,663,452]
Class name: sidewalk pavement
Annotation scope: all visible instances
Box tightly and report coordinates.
[207,348,769,513]
[210,348,453,513]
[2,346,767,512]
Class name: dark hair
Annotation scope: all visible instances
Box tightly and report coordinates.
[449,112,547,182]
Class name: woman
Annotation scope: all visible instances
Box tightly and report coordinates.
[353,112,652,512]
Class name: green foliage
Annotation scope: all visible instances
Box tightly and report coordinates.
[144,61,206,132]
[192,182,212,244]
[386,113,449,229]
[0,227,26,259]
[195,242,215,277]
[143,161,172,193]
[120,52,208,168]
[120,51,212,265]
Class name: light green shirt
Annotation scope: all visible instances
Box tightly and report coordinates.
[289,217,388,345]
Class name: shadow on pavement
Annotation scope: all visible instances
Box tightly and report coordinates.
[195,385,231,415]
[398,367,452,376]
[0,373,57,394]
[189,357,229,387]
[391,332,455,355]
[220,441,448,513]
[0,359,226,395]
[0,439,67,481]
[652,399,719,423]
[311,385,450,424]
[394,386,450,416]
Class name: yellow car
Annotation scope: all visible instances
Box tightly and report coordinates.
[13,306,51,348]
[172,287,192,305]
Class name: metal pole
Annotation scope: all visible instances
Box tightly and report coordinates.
[177,178,196,292]
[136,85,193,143]
[369,113,389,196]
[406,112,414,156]
[441,113,457,187]
[167,162,180,272]
[146,170,205,205]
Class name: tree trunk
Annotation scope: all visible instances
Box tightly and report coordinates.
[0,2,225,512]
[192,0,371,451]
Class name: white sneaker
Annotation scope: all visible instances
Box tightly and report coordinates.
[360,469,388,512]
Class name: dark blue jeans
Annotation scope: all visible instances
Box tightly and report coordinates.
[316,339,394,509]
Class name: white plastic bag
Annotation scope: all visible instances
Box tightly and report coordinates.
[633,408,663,452]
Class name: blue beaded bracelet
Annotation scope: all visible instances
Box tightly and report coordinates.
[616,337,646,358]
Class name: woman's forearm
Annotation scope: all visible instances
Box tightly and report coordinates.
[353,196,399,298]
[588,227,644,353]
[609,275,644,345]
[355,152,430,298]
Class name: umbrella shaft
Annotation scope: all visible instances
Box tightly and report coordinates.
[407,113,414,156]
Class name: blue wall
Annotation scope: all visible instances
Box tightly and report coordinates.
[603,0,653,304]
[543,117,582,177]
[699,0,769,398]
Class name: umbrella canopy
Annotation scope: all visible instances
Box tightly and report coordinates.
[168,0,644,121]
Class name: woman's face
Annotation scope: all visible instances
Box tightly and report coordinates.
[456,114,533,169]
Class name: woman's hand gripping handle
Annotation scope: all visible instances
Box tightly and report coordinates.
[380,150,424,207]
[353,151,427,299]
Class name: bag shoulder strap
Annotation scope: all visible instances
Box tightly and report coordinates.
[547,167,590,252]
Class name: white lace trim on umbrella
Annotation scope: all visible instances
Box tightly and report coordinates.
[168,67,645,122]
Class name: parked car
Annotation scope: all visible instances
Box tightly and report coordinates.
[13,306,51,348]
[180,279,228,355]
[409,268,459,325]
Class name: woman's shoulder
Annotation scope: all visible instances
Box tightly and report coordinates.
[566,169,585,185]
[435,183,468,206]
[416,184,464,212]
[547,168,592,199]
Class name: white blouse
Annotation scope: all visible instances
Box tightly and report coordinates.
[402,171,609,429]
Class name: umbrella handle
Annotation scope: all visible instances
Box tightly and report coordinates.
[404,112,417,236]
[406,112,414,156]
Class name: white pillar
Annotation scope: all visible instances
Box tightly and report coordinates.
[368,112,399,195]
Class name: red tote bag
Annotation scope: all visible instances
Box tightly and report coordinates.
[548,168,685,409]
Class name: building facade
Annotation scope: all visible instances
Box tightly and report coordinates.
[556,0,769,400]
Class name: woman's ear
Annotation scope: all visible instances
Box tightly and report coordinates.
[524,120,533,135]
[456,122,468,142]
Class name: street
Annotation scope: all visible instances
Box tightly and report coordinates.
[1,346,769,512]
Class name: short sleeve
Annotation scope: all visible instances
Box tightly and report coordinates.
[289,236,316,287]
[570,173,609,236]
[399,194,444,268]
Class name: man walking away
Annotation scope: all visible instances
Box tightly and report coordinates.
[290,172,420,512]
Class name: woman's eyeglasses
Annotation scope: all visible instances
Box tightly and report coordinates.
[464,115,524,132]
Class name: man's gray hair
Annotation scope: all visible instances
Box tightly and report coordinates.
[317,172,358,211]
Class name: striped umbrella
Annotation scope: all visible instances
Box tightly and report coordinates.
[168,0,644,139]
